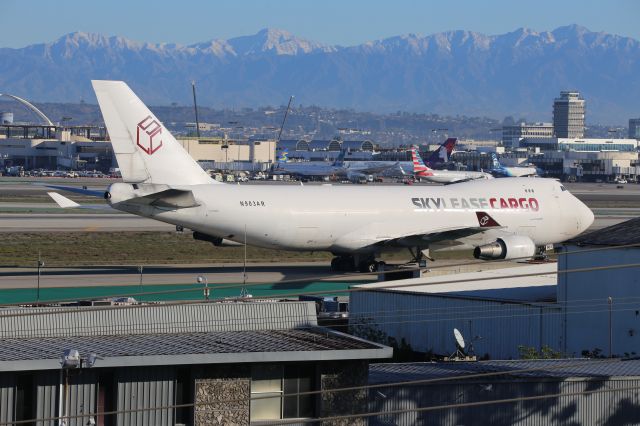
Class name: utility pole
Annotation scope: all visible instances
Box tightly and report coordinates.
[608,296,613,358]
[36,252,44,304]
[138,265,144,300]
[191,81,201,139]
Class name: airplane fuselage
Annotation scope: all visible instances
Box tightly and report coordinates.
[109,177,592,255]
[492,166,538,178]
[417,169,493,184]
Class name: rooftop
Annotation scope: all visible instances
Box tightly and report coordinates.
[0,327,390,371]
[352,263,557,303]
[369,359,640,384]
[567,217,640,247]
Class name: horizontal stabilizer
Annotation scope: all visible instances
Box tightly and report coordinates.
[47,192,80,208]
[124,188,200,209]
[47,192,110,210]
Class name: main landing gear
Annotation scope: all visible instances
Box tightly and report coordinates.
[407,247,433,268]
[330,255,386,273]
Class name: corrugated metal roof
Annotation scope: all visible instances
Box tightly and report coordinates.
[0,328,391,371]
[369,359,640,384]
[567,217,640,246]
[0,301,317,339]
[353,263,557,303]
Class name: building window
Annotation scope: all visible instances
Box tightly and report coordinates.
[283,364,315,418]
[251,365,283,421]
[250,364,316,421]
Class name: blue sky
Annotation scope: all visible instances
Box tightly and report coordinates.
[1,0,638,47]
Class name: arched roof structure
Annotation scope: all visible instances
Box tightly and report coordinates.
[342,140,374,151]
[0,93,54,126]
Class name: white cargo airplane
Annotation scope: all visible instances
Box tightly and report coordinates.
[410,146,493,184]
[48,81,594,272]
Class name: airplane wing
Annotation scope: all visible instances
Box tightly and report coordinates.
[377,212,503,248]
[332,212,504,251]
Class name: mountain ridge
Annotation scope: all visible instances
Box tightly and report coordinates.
[0,25,638,123]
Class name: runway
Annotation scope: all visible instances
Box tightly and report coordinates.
[0,263,342,289]
[1,180,638,232]
[0,262,375,304]
[0,213,173,232]
[0,258,526,304]
[0,177,633,303]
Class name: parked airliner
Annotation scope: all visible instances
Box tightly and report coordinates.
[49,81,593,272]
[410,146,493,184]
[491,153,539,177]
[273,149,396,181]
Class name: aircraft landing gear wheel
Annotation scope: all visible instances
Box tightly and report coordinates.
[358,260,378,273]
[331,256,356,272]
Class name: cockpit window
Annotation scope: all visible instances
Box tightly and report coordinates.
[560,185,567,191]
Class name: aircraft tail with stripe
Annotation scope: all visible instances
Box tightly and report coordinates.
[425,138,457,167]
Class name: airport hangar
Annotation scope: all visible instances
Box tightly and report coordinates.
[349,217,640,360]
[0,301,391,425]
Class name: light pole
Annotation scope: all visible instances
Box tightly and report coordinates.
[36,253,44,304]
[197,275,209,300]
[222,144,229,171]
[608,296,613,358]
[138,266,144,300]
[59,350,101,426]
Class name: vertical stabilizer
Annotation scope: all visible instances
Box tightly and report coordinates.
[411,146,430,173]
[491,153,502,169]
[426,138,456,166]
[333,149,347,167]
[92,80,214,185]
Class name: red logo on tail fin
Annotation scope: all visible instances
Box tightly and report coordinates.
[136,116,163,155]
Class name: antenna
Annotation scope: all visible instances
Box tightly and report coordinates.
[276,95,294,144]
[454,328,465,351]
[444,328,477,361]
[447,328,473,361]
[191,80,201,139]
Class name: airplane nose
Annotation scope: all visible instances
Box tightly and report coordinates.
[577,201,594,233]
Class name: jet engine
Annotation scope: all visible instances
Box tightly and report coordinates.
[473,235,536,260]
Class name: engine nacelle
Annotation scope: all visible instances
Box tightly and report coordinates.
[193,231,243,247]
[473,235,536,260]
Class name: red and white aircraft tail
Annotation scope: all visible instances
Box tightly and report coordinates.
[410,146,433,177]
[92,80,214,186]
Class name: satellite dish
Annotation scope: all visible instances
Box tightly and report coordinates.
[454,328,466,350]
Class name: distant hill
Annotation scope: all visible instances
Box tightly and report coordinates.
[0,26,638,124]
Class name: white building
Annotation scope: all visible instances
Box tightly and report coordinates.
[350,218,640,359]
[502,123,554,149]
[350,263,561,359]
[522,137,638,153]
[558,218,640,358]
[553,91,585,138]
